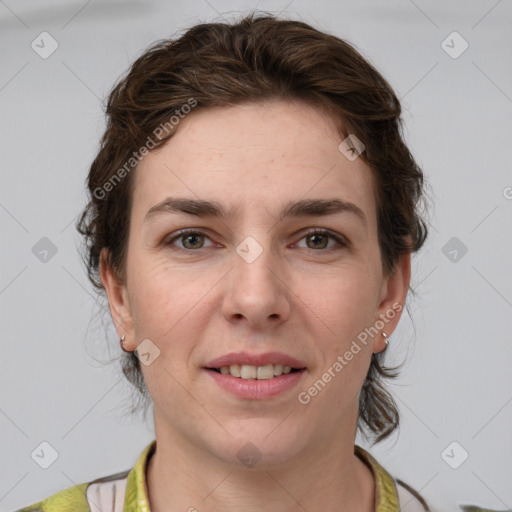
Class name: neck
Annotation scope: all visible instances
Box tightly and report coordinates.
[146,423,375,512]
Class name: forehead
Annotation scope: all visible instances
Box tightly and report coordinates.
[132,100,377,227]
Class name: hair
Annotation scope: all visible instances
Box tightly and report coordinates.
[76,12,430,444]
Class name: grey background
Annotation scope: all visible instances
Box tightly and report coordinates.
[1,1,511,511]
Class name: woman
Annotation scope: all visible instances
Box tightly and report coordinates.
[17,12,432,512]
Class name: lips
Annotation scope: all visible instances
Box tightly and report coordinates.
[203,351,307,398]
[204,351,306,370]
[205,364,305,399]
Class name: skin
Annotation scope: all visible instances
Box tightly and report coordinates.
[100,99,411,512]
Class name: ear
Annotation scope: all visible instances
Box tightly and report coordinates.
[373,250,411,354]
[99,247,136,351]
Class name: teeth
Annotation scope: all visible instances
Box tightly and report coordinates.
[216,364,299,379]
[240,365,257,379]
[256,364,274,380]
[229,364,241,377]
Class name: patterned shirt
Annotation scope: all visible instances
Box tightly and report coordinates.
[14,440,430,511]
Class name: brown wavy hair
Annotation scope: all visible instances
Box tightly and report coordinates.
[76,12,430,444]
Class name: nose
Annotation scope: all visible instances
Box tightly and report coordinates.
[221,239,291,331]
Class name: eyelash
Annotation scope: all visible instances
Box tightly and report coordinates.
[164,229,348,251]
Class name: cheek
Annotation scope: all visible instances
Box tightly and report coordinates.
[128,256,199,340]
[299,266,380,335]
[293,265,378,394]
[127,254,222,384]
[130,261,202,399]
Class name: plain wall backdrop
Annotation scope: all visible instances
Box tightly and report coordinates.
[1,1,511,511]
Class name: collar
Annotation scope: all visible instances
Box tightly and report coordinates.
[123,440,400,512]
[123,440,156,512]
[354,444,400,512]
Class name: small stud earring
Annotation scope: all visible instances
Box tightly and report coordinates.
[382,332,389,347]
[120,335,130,352]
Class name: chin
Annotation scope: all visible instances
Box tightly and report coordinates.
[208,420,309,470]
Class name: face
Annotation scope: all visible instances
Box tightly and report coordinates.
[101,99,410,468]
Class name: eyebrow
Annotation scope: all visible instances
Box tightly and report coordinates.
[144,197,367,228]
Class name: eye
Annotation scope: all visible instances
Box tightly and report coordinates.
[295,229,347,250]
[164,228,348,251]
[165,230,215,250]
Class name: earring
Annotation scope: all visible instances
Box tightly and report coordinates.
[382,332,389,347]
[120,335,130,352]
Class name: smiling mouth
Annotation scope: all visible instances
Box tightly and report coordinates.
[208,364,304,379]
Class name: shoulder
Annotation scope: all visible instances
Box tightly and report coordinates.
[13,481,90,512]
[12,470,130,512]
[14,440,157,512]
